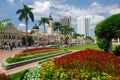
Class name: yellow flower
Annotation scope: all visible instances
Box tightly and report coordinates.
[86,75,88,78]
[107,75,112,79]
[98,76,100,80]
[92,77,97,80]
[50,67,53,70]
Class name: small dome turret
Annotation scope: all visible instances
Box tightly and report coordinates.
[32,24,39,29]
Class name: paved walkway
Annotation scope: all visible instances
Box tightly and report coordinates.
[0,47,35,75]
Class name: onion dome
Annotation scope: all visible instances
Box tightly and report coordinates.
[32,24,39,29]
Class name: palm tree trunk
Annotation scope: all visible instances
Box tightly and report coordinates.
[43,23,45,47]
[25,17,28,49]
[57,30,59,44]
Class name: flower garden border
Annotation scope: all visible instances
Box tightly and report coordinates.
[2,51,72,70]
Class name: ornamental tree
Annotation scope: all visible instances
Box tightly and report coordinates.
[0,18,10,34]
[95,14,120,52]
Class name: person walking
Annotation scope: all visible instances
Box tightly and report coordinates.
[9,44,13,51]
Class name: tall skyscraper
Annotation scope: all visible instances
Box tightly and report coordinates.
[77,15,91,36]
[60,16,71,26]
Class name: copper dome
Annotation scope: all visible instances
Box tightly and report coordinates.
[32,24,39,29]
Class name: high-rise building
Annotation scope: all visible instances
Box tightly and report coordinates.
[60,16,71,26]
[77,15,91,36]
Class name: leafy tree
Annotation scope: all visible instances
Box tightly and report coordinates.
[72,32,80,39]
[86,36,92,40]
[22,36,34,46]
[0,18,10,34]
[16,4,34,49]
[95,14,120,52]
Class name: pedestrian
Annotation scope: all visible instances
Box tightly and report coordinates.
[9,44,13,50]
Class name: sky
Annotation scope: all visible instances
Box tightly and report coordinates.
[0,0,120,38]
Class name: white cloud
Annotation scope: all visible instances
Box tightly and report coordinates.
[28,30,31,32]
[7,0,14,4]
[18,23,32,32]
[91,2,100,7]
[91,15,105,25]
[28,1,114,28]
[19,23,25,27]
[89,2,114,16]
[18,23,26,31]
[29,1,51,18]
[109,9,120,15]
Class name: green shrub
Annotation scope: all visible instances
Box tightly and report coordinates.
[9,69,27,80]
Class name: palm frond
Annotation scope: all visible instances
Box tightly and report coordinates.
[29,12,34,21]
[16,9,23,14]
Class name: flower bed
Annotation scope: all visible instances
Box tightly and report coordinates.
[15,47,59,57]
[40,49,120,79]
[0,71,10,80]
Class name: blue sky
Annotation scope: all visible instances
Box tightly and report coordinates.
[0,0,119,38]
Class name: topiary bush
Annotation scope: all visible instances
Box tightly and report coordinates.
[114,45,120,56]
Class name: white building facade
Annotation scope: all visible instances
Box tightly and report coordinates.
[77,15,91,36]
[0,23,22,48]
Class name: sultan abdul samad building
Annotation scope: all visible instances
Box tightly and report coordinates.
[0,15,55,48]
[0,23,22,48]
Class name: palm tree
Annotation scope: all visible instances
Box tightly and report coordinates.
[53,22,61,33]
[86,36,92,40]
[73,32,80,44]
[80,34,85,45]
[16,4,34,49]
[39,17,49,36]
[53,21,61,43]
[39,17,49,46]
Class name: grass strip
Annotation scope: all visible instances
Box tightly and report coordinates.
[8,69,27,80]
[6,51,66,63]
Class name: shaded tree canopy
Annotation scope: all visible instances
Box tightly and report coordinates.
[95,14,120,52]
[95,14,120,39]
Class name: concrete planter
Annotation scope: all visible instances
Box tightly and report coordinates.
[2,51,72,70]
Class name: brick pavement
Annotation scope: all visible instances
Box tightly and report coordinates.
[0,49,23,75]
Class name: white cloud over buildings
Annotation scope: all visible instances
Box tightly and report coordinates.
[7,0,14,4]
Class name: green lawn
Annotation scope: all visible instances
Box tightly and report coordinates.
[60,44,118,51]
